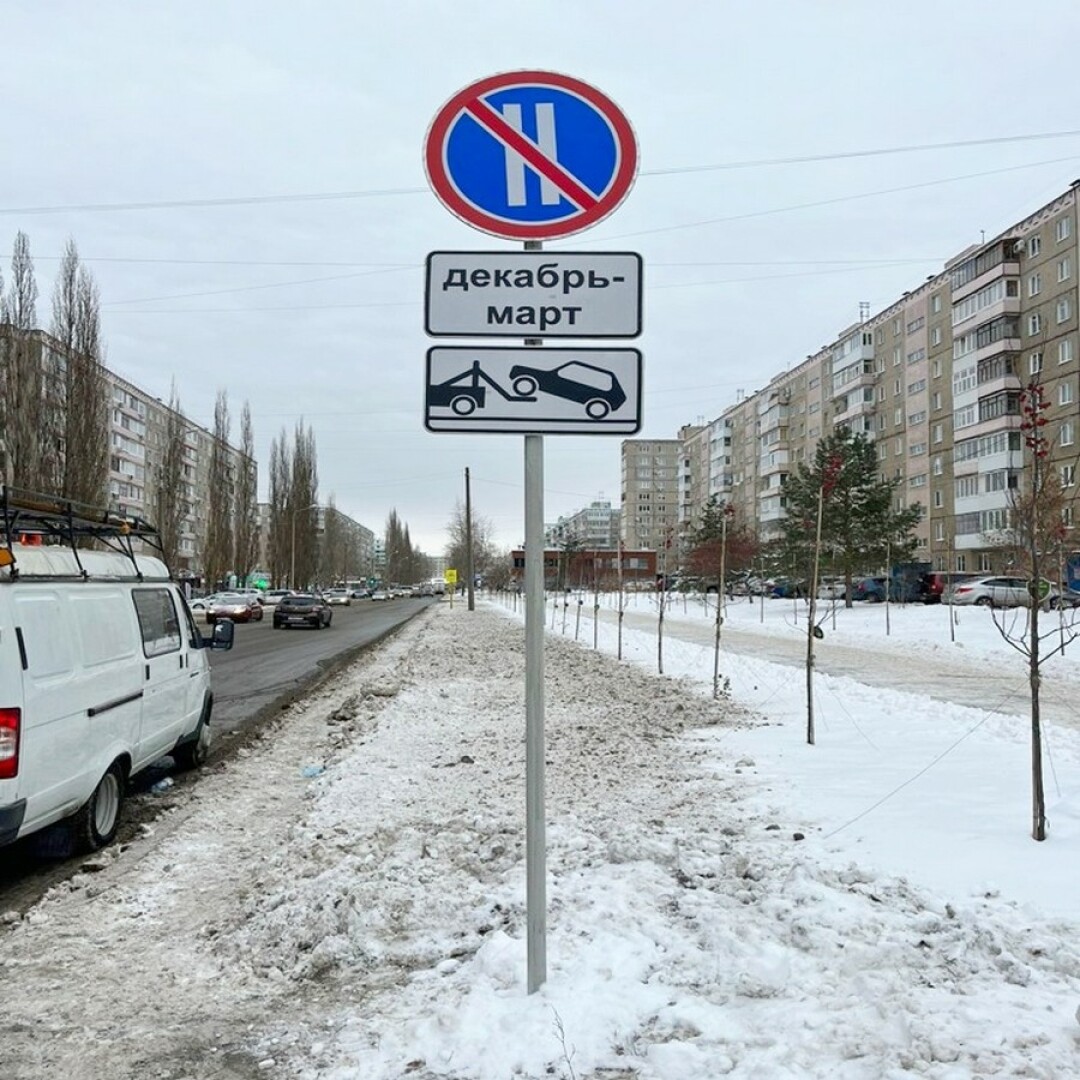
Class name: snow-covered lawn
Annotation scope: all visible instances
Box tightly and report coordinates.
[1,598,1078,1079]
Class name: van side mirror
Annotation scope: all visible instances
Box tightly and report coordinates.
[208,620,235,650]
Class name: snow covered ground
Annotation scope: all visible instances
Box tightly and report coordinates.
[1,596,1079,1079]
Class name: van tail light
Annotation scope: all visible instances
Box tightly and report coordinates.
[0,708,20,780]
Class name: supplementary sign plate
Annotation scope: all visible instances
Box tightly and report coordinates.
[425,251,642,338]
[425,346,642,434]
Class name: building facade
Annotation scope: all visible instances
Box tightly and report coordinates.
[0,326,255,579]
[620,438,683,553]
[658,182,1080,576]
[545,498,621,550]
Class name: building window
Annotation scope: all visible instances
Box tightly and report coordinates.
[893,346,902,366]
[1060,382,1074,406]
[1029,235,1042,256]
[1030,351,1043,374]
[1061,420,1075,447]
[1060,339,1073,365]
[1062,464,1076,488]
[1064,506,1075,528]
[933,519,945,540]
[1029,272,1042,297]
[931,294,942,314]
[1029,312,1042,336]
[894,407,903,426]
[933,489,944,509]
[877,385,886,402]
[1057,297,1072,324]
[932,422,943,444]
[894,378,902,395]
[932,391,942,411]
[1059,256,1073,283]
[906,316,925,334]
[1056,216,1072,242]
[932,455,943,476]
[907,348,926,364]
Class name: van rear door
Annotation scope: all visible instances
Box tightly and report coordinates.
[13,588,117,836]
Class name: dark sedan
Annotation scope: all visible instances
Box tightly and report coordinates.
[272,593,332,629]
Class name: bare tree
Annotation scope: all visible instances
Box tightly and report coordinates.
[289,421,318,588]
[1,232,46,490]
[66,261,109,505]
[992,382,1080,840]
[154,382,187,571]
[232,401,258,585]
[203,390,233,590]
[445,500,497,584]
[267,431,290,587]
[319,496,346,583]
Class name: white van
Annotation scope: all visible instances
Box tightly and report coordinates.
[0,540,234,852]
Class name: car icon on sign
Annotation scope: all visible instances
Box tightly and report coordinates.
[507,361,627,419]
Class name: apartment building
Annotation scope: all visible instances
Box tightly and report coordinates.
[545,498,621,550]
[620,437,684,552]
[660,182,1080,574]
[0,325,255,578]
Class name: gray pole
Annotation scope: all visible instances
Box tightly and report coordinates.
[523,238,546,994]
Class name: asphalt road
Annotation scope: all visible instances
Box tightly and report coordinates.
[206,595,436,735]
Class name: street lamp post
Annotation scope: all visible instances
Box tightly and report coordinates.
[290,502,319,589]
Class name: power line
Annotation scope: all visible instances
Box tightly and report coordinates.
[589,155,1080,244]
[2,130,1079,217]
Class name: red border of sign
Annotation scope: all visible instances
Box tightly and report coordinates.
[423,70,638,241]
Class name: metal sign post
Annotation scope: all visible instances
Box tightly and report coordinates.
[423,69,639,996]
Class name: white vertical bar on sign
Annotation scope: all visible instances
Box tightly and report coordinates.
[523,237,546,995]
[534,102,560,205]
[502,103,527,207]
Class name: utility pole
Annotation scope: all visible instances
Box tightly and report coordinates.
[465,466,475,611]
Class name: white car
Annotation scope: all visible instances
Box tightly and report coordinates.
[370,589,390,601]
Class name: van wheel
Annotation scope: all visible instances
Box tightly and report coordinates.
[173,704,212,771]
[72,762,124,852]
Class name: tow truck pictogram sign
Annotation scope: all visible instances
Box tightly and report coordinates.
[424,346,641,434]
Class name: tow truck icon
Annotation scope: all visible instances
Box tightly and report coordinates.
[428,359,626,419]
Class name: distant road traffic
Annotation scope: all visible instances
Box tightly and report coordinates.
[206,594,436,736]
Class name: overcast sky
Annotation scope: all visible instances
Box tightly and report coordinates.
[4,1,1080,553]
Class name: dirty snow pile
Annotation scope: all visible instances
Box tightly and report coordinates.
[1,599,1080,1079]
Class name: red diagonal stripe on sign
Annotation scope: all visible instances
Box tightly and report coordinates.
[463,96,600,211]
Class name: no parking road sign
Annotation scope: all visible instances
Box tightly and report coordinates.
[424,70,638,241]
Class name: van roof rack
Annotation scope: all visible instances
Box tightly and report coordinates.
[0,486,169,581]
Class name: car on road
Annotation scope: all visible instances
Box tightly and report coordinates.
[189,592,224,612]
[261,589,293,606]
[206,593,264,623]
[272,592,332,629]
[370,588,390,601]
[507,360,627,419]
[947,576,1068,609]
[324,588,352,606]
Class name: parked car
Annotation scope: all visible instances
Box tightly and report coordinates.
[273,593,332,629]
[947,576,1064,609]
[769,577,806,599]
[850,576,888,603]
[206,593,264,623]
[324,588,352,606]
[922,572,977,604]
[816,578,845,601]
